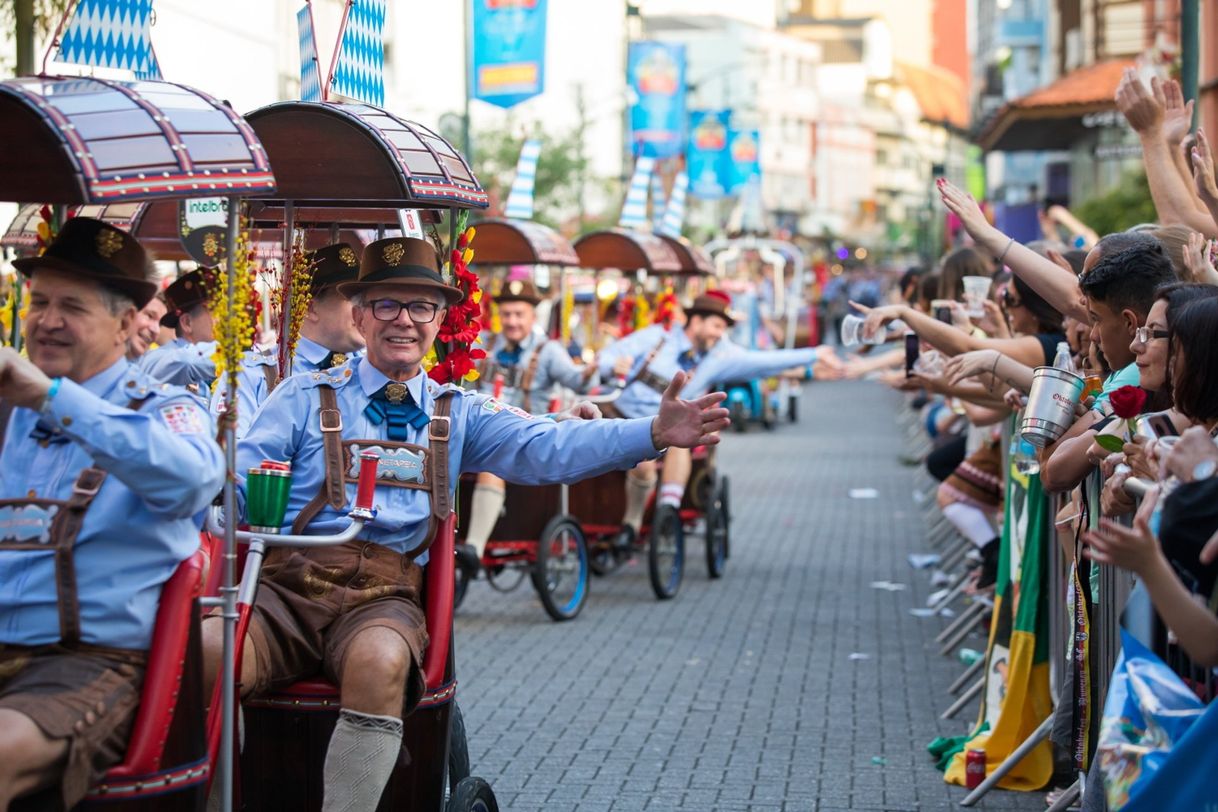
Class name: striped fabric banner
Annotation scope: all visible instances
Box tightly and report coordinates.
[330,0,386,107]
[503,139,542,220]
[618,156,655,229]
[657,171,688,237]
[297,4,323,102]
[650,173,666,231]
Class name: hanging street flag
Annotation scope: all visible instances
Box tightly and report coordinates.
[470,0,548,110]
[628,41,686,159]
[727,128,762,193]
[687,110,730,200]
[931,417,1054,791]
[297,4,323,102]
[650,172,667,231]
[330,0,386,107]
[503,138,542,220]
[619,156,655,229]
[657,172,688,237]
[57,0,161,79]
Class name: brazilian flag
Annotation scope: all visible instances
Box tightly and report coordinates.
[937,420,1054,790]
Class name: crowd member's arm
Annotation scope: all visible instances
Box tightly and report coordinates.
[1182,229,1218,286]
[851,300,1048,368]
[1191,129,1218,240]
[681,345,827,396]
[1085,489,1218,667]
[596,324,662,379]
[944,349,1036,394]
[937,180,1090,322]
[1045,205,1099,250]
[960,401,1011,428]
[844,347,904,378]
[912,373,1007,409]
[1039,411,1104,493]
[1116,71,1218,237]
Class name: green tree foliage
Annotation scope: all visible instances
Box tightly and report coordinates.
[1073,170,1161,235]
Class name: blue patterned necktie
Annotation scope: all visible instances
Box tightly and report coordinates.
[496,345,522,367]
[30,418,68,445]
[364,383,429,441]
[677,350,700,371]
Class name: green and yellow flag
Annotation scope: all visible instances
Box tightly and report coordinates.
[940,422,1054,790]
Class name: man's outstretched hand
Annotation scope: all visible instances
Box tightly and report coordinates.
[651,370,730,450]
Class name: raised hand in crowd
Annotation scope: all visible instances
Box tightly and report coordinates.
[1115,69,1164,135]
[1182,229,1218,285]
[1161,425,1218,482]
[1158,75,1195,149]
[977,298,1011,339]
[1191,129,1218,232]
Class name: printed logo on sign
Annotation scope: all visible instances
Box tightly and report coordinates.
[0,504,59,544]
[182,198,229,229]
[350,445,427,485]
[160,404,205,435]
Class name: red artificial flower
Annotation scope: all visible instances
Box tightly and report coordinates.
[1108,385,1147,419]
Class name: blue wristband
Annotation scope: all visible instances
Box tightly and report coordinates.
[47,377,62,401]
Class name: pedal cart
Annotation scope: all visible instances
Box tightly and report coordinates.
[451,217,590,621]
[569,229,731,600]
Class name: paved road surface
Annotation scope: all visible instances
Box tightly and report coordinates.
[454,380,1047,811]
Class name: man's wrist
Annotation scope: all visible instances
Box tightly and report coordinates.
[649,417,666,452]
[39,377,62,413]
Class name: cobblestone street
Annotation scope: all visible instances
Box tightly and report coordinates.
[455,381,1046,811]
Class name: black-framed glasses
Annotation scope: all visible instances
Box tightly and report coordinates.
[1133,326,1170,346]
[368,298,440,323]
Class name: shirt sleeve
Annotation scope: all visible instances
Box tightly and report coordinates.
[682,346,820,397]
[542,342,594,393]
[460,394,658,483]
[597,325,660,378]
[142,345,217,388]
[44,380,225,517]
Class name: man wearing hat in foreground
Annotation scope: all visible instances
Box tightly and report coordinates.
[211,242,366,438]
[460,277,599,573]
[0,219,224,809]
[203,236,729,812]
[597,290,841,548]
[139,268,218,389]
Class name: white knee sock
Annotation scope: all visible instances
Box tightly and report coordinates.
[942,502,997,549]
[657,483,684,510]
[623,475,657,531]
[322,708,404,812]
[465,484,506,557]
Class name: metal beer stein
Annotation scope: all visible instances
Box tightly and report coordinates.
[246,460,293,533]
[1020,366,1084,447]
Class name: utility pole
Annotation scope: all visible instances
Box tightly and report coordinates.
[575,83,589,229]
[15,0,35,76]
[1180,0,1199,128]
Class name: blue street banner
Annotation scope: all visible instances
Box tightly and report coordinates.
[727,128,761,193]
[687,110,730,199]
[628,41,686,158]
[470,0,548,109]
[330,0,386,106]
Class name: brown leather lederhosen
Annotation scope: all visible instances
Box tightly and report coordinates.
[289,386,454,559]
[0,398,142,646]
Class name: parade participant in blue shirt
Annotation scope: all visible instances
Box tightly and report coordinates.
[0,218,224,810]
[460,278,598,572]
[139,268,218,390]
[201,236,729,812]
[211,242,366,438]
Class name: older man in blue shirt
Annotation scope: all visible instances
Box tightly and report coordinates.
[0,218,224,810]
[204,236,729,812]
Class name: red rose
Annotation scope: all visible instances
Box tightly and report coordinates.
[1108,385,1147,419]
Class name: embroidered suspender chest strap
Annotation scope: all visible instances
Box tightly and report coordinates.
[519,341,547,413]
[630,337,672,394]
[291,387,455,543]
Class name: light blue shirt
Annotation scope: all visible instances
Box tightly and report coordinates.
[1093,362,1141,413]
[237,356,659,563]
[597,326,821,418]
[140,336,218,389]
[0,358,224,649]
[211,336,363,439]
[477,329,594,412]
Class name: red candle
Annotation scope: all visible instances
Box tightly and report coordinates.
[355,451,379,510]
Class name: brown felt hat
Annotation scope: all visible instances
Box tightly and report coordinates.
[308,242,362,293]
[684,290,736,326]
[13,217,157,308]
[494,278,542,306]
[337,237,463,305]
[160,269,214,328]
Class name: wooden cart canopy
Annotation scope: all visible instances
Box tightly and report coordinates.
[246,203,441,230]
[572,229,682,273]
[0,77,276,205]
[471,218,579,267]
[655,234,713,275]
[244,101,488,210]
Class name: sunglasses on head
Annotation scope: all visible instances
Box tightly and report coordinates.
[1001,288,1023,309]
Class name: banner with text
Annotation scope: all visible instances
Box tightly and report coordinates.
[628,41,686,159]
[470,0,548,109]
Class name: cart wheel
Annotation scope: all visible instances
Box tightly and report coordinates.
[532,515,589,622]
[590,526,630,576]
[485,561,527,593]
[448,702,470,794]
[447,777,498,812]
[453,564,470,610]
[648,505,685,600]
[788,394,798,423]
[705,480,729,579]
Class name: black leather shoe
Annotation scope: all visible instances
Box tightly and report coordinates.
[611,525,636,555]
[455,543,482,579]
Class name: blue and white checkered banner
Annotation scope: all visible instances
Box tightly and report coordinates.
[297,4,323,102]
[657,172,687,237]
[618,156,655,229]
[503,139,542,220]
[330,0,386,107]
[57,0,161,79]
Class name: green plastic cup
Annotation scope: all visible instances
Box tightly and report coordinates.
[246,467,292,532]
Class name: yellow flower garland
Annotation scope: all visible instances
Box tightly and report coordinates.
[209,222,256,394]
